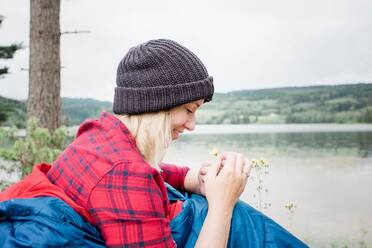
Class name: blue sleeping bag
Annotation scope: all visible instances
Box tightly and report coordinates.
[0,184,308,247]
[0,197,105,247]
[167,184,309,248]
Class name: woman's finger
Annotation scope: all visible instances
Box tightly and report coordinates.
[200,162,211,175]
[235,153,244,175]
[220,152,236,175]
[207,154,224,177]
[243,158,251,178]
[200,167,209,175]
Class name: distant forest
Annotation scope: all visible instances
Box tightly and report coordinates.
[1,83,372,128]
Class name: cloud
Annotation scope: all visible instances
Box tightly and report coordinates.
[0,0,371,101]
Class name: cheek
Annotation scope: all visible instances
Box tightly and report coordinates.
[171,112,189,129]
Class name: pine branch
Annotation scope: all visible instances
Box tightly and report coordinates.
[0,66,9,76]
[0,43,23,59]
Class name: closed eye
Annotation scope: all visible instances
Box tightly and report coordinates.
[186,108,193,114]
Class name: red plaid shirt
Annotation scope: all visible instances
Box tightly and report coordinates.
[47,112,189,247]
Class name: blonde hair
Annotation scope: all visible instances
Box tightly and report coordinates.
[115,111,172,171]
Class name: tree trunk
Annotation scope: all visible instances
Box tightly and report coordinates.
[28,0,60,132]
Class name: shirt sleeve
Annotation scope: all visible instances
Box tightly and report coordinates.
[88,162,176,248]
[159,163,190,192]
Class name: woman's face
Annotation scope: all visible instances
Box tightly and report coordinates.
[170,99,204,140]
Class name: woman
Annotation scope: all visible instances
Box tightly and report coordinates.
[0,39,308,248]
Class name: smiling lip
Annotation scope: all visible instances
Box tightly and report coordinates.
[173,130,183,139]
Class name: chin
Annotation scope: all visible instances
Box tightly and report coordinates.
[172,131,180,140]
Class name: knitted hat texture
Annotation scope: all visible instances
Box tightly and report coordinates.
[113,39,214,114]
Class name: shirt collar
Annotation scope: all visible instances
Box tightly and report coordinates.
[99,111,143,157]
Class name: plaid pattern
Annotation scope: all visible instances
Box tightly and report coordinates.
[47,112,189,247]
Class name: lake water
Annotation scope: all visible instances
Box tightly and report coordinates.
[164,124,372,247]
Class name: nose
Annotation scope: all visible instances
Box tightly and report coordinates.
[185,117,196,131]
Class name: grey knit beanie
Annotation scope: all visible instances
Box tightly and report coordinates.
[113,39,214,114]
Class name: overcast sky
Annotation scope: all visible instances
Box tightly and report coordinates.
[0,0,371,101]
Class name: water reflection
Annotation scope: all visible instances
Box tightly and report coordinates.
[173,132,372,158]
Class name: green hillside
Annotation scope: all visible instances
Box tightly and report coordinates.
[197,83,372,124]
[1,83,372,127]
[0,97,112,128]
[0,95,26,127]
[61,98,112,125]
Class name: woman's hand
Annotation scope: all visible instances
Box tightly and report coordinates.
[197,162,210,196]
[195,152,251,248]
[204,152,251,212]
[184,161,210,195]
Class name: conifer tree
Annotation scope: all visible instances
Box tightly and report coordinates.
[0,15,22,78]
[28,0,61,132]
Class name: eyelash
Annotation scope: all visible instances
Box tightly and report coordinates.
[186,108,193,114]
